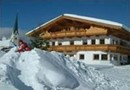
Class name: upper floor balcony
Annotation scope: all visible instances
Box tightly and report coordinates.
[39,27,108,39]
[48,45,130,55]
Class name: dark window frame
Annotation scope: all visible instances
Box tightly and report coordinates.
[58,42,62,46]
[79,54,84,60]
[101,54,108,60]
[70,41,74,45]
[91,39,95,45]
[100,39,105,44]
[83,40,87,45]
[52,42,55,46]
[93,54,99,60]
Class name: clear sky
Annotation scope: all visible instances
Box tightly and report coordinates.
[0,0,130,32]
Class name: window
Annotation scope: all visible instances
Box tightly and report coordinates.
[100,39,105,44]
[47,42,50,46]
[52,42,55,46]
[116,41,118,45]
[58,42,62,46]
[120,40,127,46]
[120,56,122,60]
[114,55,118,60]
[70,54,74,57]
[79,54,84,60]
[113,40,115,45]
[113,40,118,45]
[93,54,99,60]
[101,54,108,60]
[91,39,95,44]
[83,40,87,45]
[70,41,74,45]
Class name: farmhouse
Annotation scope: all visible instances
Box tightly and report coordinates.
[26,14,130,65]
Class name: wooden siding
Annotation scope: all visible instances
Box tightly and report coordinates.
[48,45,130,55]
[27,16,130,41]
[40,27,108,39]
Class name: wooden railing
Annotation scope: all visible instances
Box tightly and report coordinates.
[48,45,130,55]
[40,29,108,39]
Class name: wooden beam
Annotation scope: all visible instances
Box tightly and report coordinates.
[48,45,130,55]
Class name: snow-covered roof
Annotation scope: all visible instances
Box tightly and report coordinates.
[63,14,130,31]
[26,13,130,35]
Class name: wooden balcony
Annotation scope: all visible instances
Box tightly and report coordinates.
[48,45,130,55]
[40,29,108,39]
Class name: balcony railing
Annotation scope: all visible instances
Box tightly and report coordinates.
[48,45,130,55]
[40,29,108,39]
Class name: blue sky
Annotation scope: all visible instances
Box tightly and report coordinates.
[1,0,130,32]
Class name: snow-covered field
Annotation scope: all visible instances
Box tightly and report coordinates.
[0,48,129,90]
[98,65,130,89]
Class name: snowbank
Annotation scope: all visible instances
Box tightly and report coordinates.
[0,48,129,90]
[0,50,5,57]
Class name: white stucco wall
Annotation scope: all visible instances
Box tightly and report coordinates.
[76,51,111,65]
[75,51,128,65]
[62,41,70,45]
[49,35,130,47]
[48,35,129,65]
[55,41,58,46]
[49,35,113,46]
[96,38,99,44]
[74,40,82,45]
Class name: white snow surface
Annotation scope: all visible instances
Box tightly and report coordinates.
[0,48,129,90]
[0,51,5,57]
[0,39,14,48]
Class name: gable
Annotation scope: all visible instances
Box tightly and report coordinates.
[26,14,130,41]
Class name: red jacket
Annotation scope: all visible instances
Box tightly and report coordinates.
[18,42,31,52]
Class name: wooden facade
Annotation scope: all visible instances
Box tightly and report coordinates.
[48,45,130,55]
[26,14,130,56]
[39,26,108,39]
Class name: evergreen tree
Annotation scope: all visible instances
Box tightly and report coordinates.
[29,37,49,50]
[10,14,19,46]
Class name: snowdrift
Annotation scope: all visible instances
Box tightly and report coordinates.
[0,48,128,90]
[0,50,5,57]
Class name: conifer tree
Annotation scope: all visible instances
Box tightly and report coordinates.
[29,37,49,50]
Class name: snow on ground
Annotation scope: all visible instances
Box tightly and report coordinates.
[0,48,129,90]
[0,50,5,57]
[97,65,130,90]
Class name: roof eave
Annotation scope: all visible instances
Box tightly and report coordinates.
[26,15,63,36]
[26,13,130,36]
[63,13,130,32]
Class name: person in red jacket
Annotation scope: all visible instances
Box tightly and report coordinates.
[17,39,31,52]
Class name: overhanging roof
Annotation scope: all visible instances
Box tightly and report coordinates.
[26,13,130,36]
